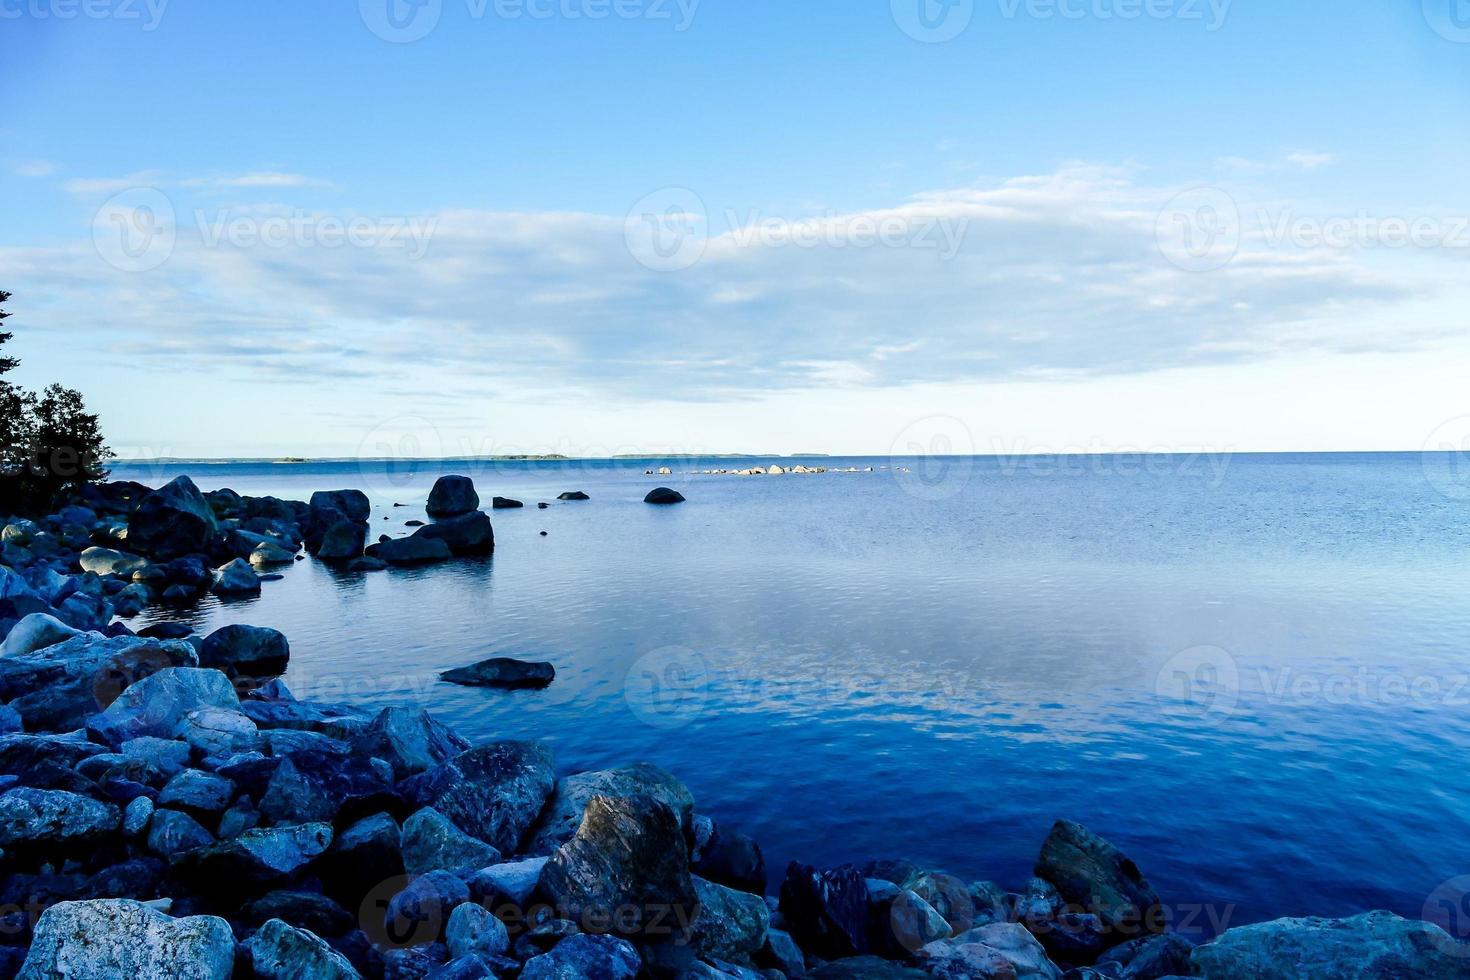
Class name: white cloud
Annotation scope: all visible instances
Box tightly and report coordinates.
[1286,150,1335,170]
[12,160,58,178]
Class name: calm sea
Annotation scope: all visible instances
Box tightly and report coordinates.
[110,452,1470,933]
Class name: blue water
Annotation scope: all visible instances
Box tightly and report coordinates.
[110,453,1470,936]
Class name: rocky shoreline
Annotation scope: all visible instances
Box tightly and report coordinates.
[0,474,1466,979]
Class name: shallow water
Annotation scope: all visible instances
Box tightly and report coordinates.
[113,452,1470,934]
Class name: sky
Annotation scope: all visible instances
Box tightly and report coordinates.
[2,0,1469,459]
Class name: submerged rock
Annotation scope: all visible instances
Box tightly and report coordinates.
[19,899,235,979]
[427,475,480,517]
[1191,910,1470,979]
[557,491,589,501]
[211,558,261,596]
[644,487,686,504]
[367,534,453,565]
[440,656,555,690]
[492,497,523,509]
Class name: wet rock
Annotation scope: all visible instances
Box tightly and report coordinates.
[1190,910,1469,979]
[557,491,589,501]
[19,898,235,979]
[519,934,640,980]
[146,808,215,858]
[400,741,556,853]
[415,511,494,556]
[402,806,503,875]
[1035,820,1162,938]
[466,855,548,909]
[919,922,1062,979]
[243,917,362,979]
[89,666,240,747]
[778,863,870,959]
[445,902,510,960]
[352,706,470,780]
[178,821,334,889]
[0,634,197,734]
[491,497,523,510]
[129,475,220,560]
[0,787,119,849]
[0,612,81,657]
[538,793,697,941]
[526,762,693,856]
[427,476,480,518]
[690,876,771,963]
[199,624,290,679]
[440,656,555,690]
[644,487,686,504]
[212,558,262,596]
[242,891,355,939]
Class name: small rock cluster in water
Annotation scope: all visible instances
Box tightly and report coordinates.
[0,475,1465,978]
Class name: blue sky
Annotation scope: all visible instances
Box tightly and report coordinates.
[2,0,1468,458]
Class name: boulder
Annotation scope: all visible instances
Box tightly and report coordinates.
[146,808,215,858]
[401,807,503,875]
[78,546,149,577]
[1191,910,1470,979]
[211,558,261,596]
[1034,819,1162,937]
[778,863,869,959]
[519,934,640,980]
[881,888,953,956]
[352,706,470,780]
[445,902,510,960]
[199,624,290,679]
[89,666,240,747]
[320,812,406,908]
[918,923,1063,979]
[178,822,334,889]
[693,823,767,896]
[526,763,693,856]
[348,555,387,572]
[366,534,453,565]
[383,871,470,947]
[177,707,262,756]
[557,491,589,500]
[158,768,234,813]
[1096,932,1195,978]
[427,476,480,517]
[644,487,686,504]
[317,520,368,562]
[0,612,82,657]
[491,497,523,510]
[19,899,234,979]
[123,795,154,835]
[310,490,371,525]
[0,787,120,848]
[538,793,697,940]
[243,918,362,979]
[0,634,197,734]
[440,656,555,690]
[690,876,771,963]
[415,511,494,556]
[250,540,298,565]
[128,476,219,560]
[399,741,556,853]
[466,856,548,910]
[258,752,396,826]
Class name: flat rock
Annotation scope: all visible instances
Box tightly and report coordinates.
[78,546,149,577]
[19,899,234,980]
[1191,910,1470,979]
[400,740,555,853]
[557,491,589,501]
[440,656,555,690]
[367,534,453,565]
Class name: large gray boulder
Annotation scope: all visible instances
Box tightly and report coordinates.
[526,763,693,856]
[1034,819,1161,936]
[400,741,555,853]
[243,918,362,979]
[519,934,640,980]
[401,807,502,875]
[199,624,289,679]
[1191,910,1470,979]
[0,613,82,657]
[689,875,771,963]
[351,706,469,780]
[427,476,480,517]
[0,788,120,848]
[89,666,240,747]
[19,899,235,979]
[0,634,197,734]
[128,476,219,560]
[538,793,697,940]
